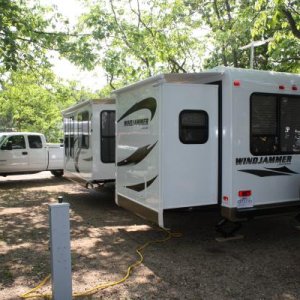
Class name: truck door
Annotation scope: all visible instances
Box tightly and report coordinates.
[0,134,29,173]
[27,135,47,171]
[162,83,219,208]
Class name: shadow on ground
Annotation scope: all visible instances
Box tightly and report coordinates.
[1,175,300,300]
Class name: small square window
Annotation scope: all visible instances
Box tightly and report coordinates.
[179,110,209,144]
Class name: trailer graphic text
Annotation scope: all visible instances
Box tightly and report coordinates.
[124,118,149,127]
[236,156,292,165]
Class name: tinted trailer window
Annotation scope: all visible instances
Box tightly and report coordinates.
[101,110,115,163]
[250,93,300,155]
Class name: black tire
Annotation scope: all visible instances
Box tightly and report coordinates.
[51,170,64,177]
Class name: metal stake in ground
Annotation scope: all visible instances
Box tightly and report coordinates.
[49,198,72,300]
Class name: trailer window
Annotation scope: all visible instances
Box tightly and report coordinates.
[63,117,70,157]
[250,93,300,155]
[101,110,115,163]
[179,110,208,144]
[77,111,89,149]
[28,135,42,149]
[64,116,75,157]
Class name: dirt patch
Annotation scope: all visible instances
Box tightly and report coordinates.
[1,172,300,299]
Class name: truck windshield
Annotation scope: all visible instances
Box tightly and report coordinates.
[0,135,7,147]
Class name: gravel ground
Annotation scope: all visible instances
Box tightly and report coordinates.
[0,172,300,300]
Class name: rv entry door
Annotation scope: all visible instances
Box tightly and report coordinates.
[162,83,219,208]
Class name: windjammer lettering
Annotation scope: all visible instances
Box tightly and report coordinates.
[124,118,149,126]
[236,156,292,165]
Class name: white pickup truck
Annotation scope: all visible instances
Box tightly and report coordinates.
[0,132,64,177]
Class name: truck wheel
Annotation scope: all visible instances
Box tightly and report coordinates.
[51,170,64,177]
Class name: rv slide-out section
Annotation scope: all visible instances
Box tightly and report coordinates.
[115,74,219,226]
[62,99,115,186]
[114,67,300,227]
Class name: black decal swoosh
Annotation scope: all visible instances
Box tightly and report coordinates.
[239,169,291,177]
[265,166,297,174]
[83,156,93,162]
[117,97,157,122]
[125,176,158,192]
[117,142,157,166]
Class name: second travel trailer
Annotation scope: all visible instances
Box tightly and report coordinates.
[114,67,300,230]
[62,99,115,186]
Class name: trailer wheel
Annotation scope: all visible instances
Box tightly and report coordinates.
[51,170,64,177]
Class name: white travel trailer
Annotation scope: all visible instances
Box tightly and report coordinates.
[114,67,300,230]
[62,99,115,186]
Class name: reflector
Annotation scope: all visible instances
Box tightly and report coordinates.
[238,190,252,197]
[233,80,240,87]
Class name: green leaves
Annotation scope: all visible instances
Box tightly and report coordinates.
[251,0,300,72]
[0,1,99,140]
[75,0,206,90]
[0,0,299,140]
[0,0,50,71]
[0,68,97,141]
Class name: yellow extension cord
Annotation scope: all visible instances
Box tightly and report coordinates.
[20,228,181,299]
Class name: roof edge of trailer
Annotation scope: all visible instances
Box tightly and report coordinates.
[62,98,114,115]
[212,66,300,85]
[112,71,225,94]
[112,66,300,95]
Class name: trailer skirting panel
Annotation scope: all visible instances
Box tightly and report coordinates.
[117,194,159,224]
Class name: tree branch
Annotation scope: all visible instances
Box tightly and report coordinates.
[33,30,92,38]
[109,0,151,75]
[281,6,300,39]
[168,57,187,73]
[107,74,116,90]
[129,0,155,37]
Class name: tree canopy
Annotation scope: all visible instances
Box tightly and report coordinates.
[70,0,299,90]
[251,0,300,72]
[1,0,62,71]
[0,0,299,138]
[0,67,96,141]
[0,0,98,139]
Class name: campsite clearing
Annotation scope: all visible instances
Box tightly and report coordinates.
[1,172,300,299]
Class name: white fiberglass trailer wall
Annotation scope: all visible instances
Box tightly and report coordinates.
[115,68,300,227]
[62,99,115,185]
